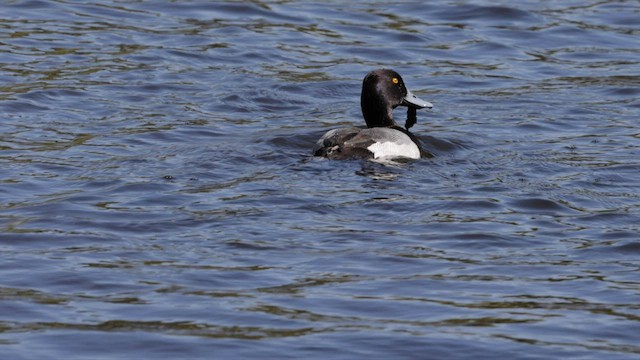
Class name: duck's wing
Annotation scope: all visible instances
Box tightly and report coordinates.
[313,127,372,159]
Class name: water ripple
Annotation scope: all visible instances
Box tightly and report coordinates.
[2,0,640,359]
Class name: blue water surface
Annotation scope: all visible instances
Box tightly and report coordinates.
[1,1,640,359]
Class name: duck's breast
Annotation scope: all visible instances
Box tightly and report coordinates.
[358,128,420,159]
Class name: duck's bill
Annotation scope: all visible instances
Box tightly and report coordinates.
[403,89,433,109]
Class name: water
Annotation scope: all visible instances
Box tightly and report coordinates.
[1,1,640,358]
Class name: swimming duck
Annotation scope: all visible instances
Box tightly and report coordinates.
[313,69,433,160]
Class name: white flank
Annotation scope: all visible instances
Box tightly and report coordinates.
[367,141,420,160]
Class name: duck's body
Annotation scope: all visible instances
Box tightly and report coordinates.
[313,69,432,160]
[313,127,421,160]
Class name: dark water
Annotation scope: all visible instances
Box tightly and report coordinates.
[2,1,640,358]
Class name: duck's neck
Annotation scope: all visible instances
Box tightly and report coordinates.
[361,93,397,128]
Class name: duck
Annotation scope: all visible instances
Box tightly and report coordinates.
[313,69,433,160]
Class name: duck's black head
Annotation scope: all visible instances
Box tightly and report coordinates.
[360,69,432,128]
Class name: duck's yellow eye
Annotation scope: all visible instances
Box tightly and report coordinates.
[392,77,399,84]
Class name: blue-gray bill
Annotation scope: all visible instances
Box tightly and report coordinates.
[403,90,432,130]
[403,89,433,109]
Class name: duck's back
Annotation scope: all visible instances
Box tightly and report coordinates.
[313,127,421,160]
